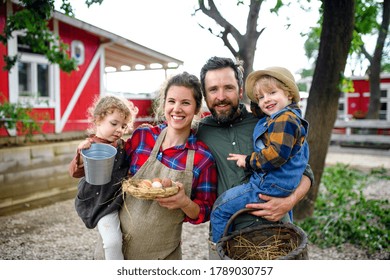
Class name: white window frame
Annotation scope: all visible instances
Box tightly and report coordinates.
[337,92,350,120]
[8,31,55,108]
[380,83,390,121]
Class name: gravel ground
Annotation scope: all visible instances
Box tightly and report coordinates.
[0,179,388,260]
[1,146,389,260]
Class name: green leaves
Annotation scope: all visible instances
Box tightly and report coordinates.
[355,0,380,34]
[0,95,47,141]
[85,0,104,8]
[298,164,389,252]
[270,0,284,15]
[1,0,78,72]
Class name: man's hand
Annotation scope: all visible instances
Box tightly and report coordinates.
[245,194,295,222]
[246,175,311,221]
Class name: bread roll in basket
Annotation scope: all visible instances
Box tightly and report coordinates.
[122,178,179,200]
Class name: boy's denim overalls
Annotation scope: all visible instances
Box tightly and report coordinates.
[211,107,309,243]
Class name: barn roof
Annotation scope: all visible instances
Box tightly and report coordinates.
[53,11,183,72]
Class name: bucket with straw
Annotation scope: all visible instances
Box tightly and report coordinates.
[216,208,309,260]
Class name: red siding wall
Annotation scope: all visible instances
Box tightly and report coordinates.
[347,77,390,118]
[0,4,9,100]
[0,10,101,136]
[0,5,9,136]
[56,21,101,132]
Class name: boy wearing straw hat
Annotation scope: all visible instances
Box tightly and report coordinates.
[210,66,310,243]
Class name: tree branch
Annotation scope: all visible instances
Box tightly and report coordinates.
[221,28,238,57]
[373,0,389,63]
[198,1,243,43]
[361,44,373,64]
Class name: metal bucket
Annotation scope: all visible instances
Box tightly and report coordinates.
[81,143,117,185]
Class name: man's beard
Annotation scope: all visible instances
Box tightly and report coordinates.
[209,103,239,125]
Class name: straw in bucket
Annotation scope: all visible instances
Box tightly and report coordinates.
[81,143,117,185]
[216,208,309,260]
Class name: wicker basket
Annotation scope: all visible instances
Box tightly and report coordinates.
[122,178,179,200]
[216,208,309,260]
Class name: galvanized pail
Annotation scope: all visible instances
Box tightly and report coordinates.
[81,143,117,185]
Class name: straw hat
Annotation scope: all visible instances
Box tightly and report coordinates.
[245,66,300,103]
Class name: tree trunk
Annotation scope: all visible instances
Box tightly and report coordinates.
[366,0,390,119]
[294,0,355,220]
[367,66,382,120]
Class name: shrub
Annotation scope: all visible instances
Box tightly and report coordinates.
[0,95,46,141]
[297,164,389,252]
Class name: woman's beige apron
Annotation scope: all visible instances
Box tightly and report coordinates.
[119,128,194,259]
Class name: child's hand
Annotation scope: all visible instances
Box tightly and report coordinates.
[227,153,247,168]
[77,138,92,153]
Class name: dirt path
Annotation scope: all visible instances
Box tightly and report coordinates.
[0,146,388,260]
[0,182,388,260]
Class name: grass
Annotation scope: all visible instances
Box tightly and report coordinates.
[297,164,389,253]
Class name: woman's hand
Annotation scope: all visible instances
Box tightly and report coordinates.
[156,183,200,219]
[155,183,188,210]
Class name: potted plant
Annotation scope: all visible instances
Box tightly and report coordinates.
[0,94,45,141]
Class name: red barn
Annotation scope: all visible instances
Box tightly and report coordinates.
[299,74,390,121]
[0,0,182,138]
[298,74,390,143]
[339,74,390,120]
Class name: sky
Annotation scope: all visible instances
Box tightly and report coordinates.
[54,0,321,93]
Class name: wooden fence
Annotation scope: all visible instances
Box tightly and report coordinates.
[331,120,390,147]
